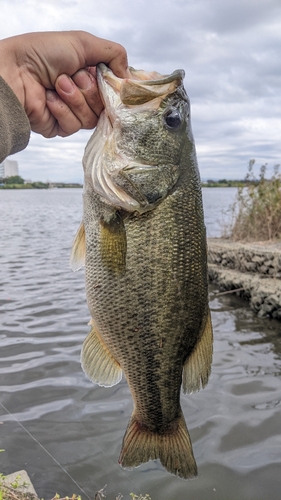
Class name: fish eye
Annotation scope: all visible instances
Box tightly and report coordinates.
[163,109,182,130]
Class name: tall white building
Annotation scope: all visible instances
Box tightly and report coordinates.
[1,159,19,178]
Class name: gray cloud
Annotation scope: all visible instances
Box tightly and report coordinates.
[2,0,281,181]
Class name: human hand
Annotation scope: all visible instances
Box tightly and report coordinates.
[0,31,129,138]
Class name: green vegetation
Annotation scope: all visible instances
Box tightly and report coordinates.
[0,472,152,500]
[0,179,82,189]
[2,175,25,185]
[0,175,49,189]
[48,183,83,189]
[202,178,249,188]
[0,472,37,500]
[227,159,281,241]
[0,181,49,189]
[52,495,81,500]
[0,472,83,500]
[130,495,152,500]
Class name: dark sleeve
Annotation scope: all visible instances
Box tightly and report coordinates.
[0,76,31,163]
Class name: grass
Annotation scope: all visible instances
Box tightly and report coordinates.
[0,474,151,500]
[0,473,37,500]
[226,159,281,241]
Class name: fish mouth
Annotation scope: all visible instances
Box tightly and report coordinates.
[97,63,184,87]
[97,63,185,114]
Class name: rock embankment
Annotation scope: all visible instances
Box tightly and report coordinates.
[207,238,281,320]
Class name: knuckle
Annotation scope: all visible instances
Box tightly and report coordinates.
[83,115,98,130]
[114,42,127,56]
[59,119,81,136]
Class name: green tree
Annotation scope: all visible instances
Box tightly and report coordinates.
[4,175,25,184]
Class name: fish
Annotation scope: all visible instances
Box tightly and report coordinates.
[70,63,213,480]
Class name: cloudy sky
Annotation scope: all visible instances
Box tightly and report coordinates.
[2,0,281,182]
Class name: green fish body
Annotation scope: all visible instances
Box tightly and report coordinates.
[71,64,213,480]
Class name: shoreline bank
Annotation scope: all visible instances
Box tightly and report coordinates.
[208,238,281,320]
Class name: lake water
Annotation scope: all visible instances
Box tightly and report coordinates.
[0,188,280,500]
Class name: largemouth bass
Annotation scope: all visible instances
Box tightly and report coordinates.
[70,63,213,480]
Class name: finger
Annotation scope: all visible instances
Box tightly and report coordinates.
[72,69,104,118]
[55,72,100,129]
[104,43,130,78]
[26,84,59,138]
[76,31,130,78]
[29,106,58,138]
[46,90,83,137]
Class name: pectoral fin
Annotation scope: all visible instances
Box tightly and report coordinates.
[70,222,86,271]
[182,308,213,394]
[81,320,122,387]
[100,213,127,274]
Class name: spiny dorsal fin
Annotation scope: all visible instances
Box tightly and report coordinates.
[70,222,86,271]
[182,308,213,394]
[81,320,122,387]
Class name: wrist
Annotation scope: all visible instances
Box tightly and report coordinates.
[0,38,25,107]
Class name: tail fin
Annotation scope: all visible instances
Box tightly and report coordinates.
[118,412,197,480]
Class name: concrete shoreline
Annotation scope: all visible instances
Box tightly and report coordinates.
[207,238,281,320]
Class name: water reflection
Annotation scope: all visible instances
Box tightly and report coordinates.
[0,189,280,500]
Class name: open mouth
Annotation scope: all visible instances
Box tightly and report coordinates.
[97,63,185,110]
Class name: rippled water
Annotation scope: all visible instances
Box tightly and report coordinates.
[0,188,280,500]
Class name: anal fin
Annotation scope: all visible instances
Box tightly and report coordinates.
[182,308,213,394]
[81,320,122,387]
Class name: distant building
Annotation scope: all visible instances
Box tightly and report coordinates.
[0,162,4,179]
[2,159,19,178]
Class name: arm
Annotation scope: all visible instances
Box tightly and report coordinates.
[0,30,128,161]
[0,76,30,163]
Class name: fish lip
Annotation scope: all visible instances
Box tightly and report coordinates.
[96,64,185,106]
[123,164,158,173]
[97,63,185,85]
[123,163,179,175]
[133,68,185,86]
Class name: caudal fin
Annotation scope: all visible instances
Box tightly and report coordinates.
[118,412,197,480]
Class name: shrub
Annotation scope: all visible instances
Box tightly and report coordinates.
[229,159,281,241]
